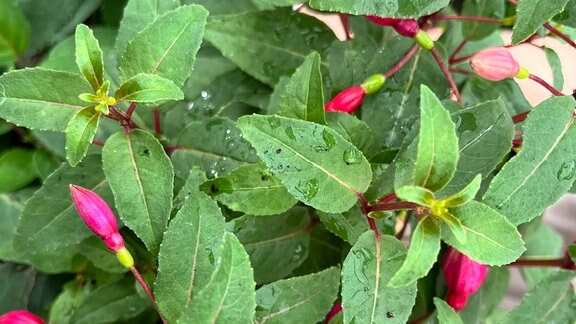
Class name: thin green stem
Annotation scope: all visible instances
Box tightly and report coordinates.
[130,266,168,324]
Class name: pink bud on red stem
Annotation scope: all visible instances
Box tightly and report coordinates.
[442,247,488,311]
[325,85,366,113]
[469,47,526,81]
[0,310,45,324]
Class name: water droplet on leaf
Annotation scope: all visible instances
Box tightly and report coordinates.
[296,179,319,200]
[343,147,362,165]
[557,160,576,181]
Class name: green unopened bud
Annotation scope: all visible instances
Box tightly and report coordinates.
[360,74,386,95]
[515,67,530,79]
[116,247,134,268]
[414,30,434,51]
[501,16,516,26]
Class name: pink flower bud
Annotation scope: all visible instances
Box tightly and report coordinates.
[469,47,520,81]
[442,247,488,311]
[365,15,400,26]
[69,184,125,252]
[325,85,366,113]
[0,310,45,324]
[393,19,420,37]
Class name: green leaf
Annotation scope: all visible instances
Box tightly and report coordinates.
[569,244,576,264]
[434,297,463,324]
[78,237,126,274]
[172,117,259,180]
[237,115,372,213]
[438,211,467,244]
[13,155,113,252]
[178,232,256,324]
[461,0,505,40]
[115,0,180,63]
[505,270,576,323]
[65,106,100,167]
[342,233,417,323]
[317,205,371,245]
[459,267,510,324]
[0,148,37,192]
[326,112,374,156]
[0,0,30,65]
[120,5,208,87]
[278,51,326,125]
[49,280,92,324]
[0,68,91,131]
[155,190,226,321]
[443,201,525,265]
[441,174,481,207]
[255,267,340,324]
[204,8,334,86]
[308,0,450,18]
[182,0,270,15]
[413,85,459,192]
[200,163,297,216]
[114,73,184,103]
[389,216,441,287]
[70,276,149,324]
[0,195,23,260]
[32,149,59,181]
[0,263,36,313]
[74,24,104,91]
[521,218,564,288]
[483,96,576,225]
[395,185,434,206]
[461,75,530,116]
[102,130,174,253]
[291,224,345,276]
[229,207,311,284]
[512,0,570,43]
[544,47,564,90]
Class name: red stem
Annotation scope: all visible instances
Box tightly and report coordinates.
[153,107,162,135]
[92,140,104,147]
[430,15,501,24]
[544,23,576,51]
[379,193,397,204]
[126,102,137,118]
[339,14,352,40]
[325,301,342,323]
[449,38,469,65]
[512,111,530,124]
[130,267,167,324]
[385,44,420,78]
[508,258,564,267]
[528,74,564,96]
[430,47,462,103]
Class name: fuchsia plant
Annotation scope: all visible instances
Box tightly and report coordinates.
[0,310,45,324]
[442,247,489,311]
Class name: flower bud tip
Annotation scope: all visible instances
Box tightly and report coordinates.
[0,310,45,324]
[470,47,520,81]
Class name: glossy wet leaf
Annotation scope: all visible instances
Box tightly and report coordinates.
[0,68,91,131]
[65,106,100,167]
[434,297,463,324]
[155,191,226,321]
[483,96,576,225]
[255,267,340,324]
[102,130,174,253]
[0,0,30,65]
[201,163,297,216]
[342,233,417,323]
[114,73,184,103]
[512,0,570,43]
[75,24,104,91]
[238,115,372,213]
[308,0,450,18]
[178,232,255,324]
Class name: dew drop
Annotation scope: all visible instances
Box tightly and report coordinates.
[268,117,281,129]
[295,179,319,200]
[556,160,576,181]
[284,126,296,140]
[343,147,362,165]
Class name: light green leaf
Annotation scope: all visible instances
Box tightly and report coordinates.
[342,233,417,323]
[255,267,340,324]
[178,232,256,324]
[414,85,459,191]
[505,270,576,323]
[396,185,434,206]
[0,148,37,192]
[114,73,184,103]
[483,96,576,225]
[434,297,463,324]
[102,130,174,253]
[439,211,467,244]
[0,68,91,131]
[544,47,564,90]
[389,216,441,287]
[461,0,505,40]
[155,191,226,321]
[0,0,30,65]
[13,155,113,252]
[512,0,570,43]
[237,115,372,213]
[75,24,104,91]
[204,8,334,86]
[49,280,92,324]
[308,0,450,18]
[65,106,100,167]
[278,52,326,125]
[442,174,481,207]
[444,201,525,265]
[120,5,208,87]
[200,163,297,216]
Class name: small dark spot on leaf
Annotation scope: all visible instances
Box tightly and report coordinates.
[275,148,282,154]
[142,148,150,156]
[261,175,269,182]
[264,150,269,154]
[386,312,394,318]
[210,184,219,193]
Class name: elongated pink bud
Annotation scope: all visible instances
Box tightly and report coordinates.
[325,85,366,113]
[365,15,400,26]
[442,247,488,311]
[70,184,124,252]
[392,19,419,37]
[470,47,520,81]
[0,310,45,324]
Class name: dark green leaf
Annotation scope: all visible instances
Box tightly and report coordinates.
[461,0,505,40]
[102,130,174,253]
[569,244,576,264]
[444,201,525,265]
[317,205,370,245]
[32,150,59,181]
[49,280,92,324]
[342,233,417,323]
[326,112,374,157]
[120,5,208,87]
[201,163,297,216]
[483,96,576,225]
[238,115,372,213]
[155,191,226,321]
[0,263,36,313]
[0,0,30,65]
[521,218,563,288]
[78,237,126,274]
[459,267,510,324]
[229,207,311,284]
[278,51,326,125]
[0,148,37,192]
[114,73,184,103]
[255,267,340,324]
[74,24,104,91]
[65,106,100,167]
[291,224,344,276]
[0,68,91,131]
[183,0,271,14]
[178,232,256,323]
[389,216,441,287]
[434,297,463,324]
[308,0,450,18]
[0,194,24,260]
[512,0,570,43]
[204,8,334,86]
[461,75,530,116]
[544,47,564,90]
